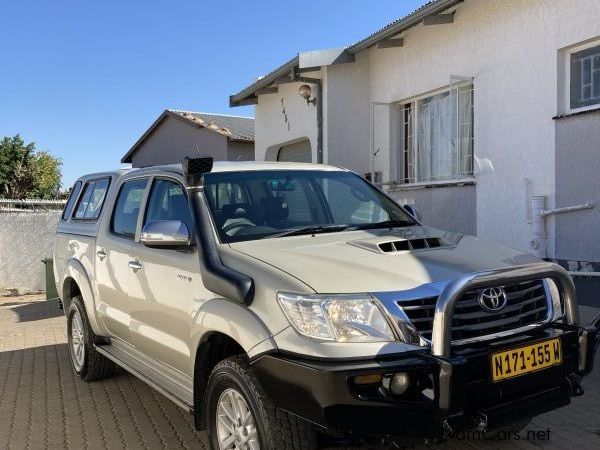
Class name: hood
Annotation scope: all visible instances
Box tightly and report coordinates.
[229,226,540,293]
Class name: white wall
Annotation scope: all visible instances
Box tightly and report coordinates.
[324,51,371,176]
[255,81,319,162]
[0,212,61,294]
[366,0,600,256]
[251,0,600,256]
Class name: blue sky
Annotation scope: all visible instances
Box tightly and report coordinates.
[0,0,425,186]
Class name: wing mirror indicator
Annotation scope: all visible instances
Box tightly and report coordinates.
[141,220,191,248]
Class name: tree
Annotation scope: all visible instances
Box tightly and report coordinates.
[0,134,62,199]
[0,135,34,199]
[30,151,62,199]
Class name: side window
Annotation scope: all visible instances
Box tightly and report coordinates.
[144,179,193,232]
[62,181,82,220]
[73,178,110,220]
[111,179,148,238]
[570,43,600,110]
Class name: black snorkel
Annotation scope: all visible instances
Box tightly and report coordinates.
[183,156,255,305]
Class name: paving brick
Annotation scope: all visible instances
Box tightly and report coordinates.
[0,295,598,450]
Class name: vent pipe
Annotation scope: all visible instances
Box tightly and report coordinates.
[530,195,594,259]
[530,196,547,258]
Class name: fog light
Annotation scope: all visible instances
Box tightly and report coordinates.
[353,373,383,385]
[390,372,410,395]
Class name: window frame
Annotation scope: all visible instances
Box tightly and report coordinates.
[142,176,193,238]
[71,177,111,221]
[109,177,150,240]
[395,81,474,186]
[61,181,82,221]
[564,39,600,114]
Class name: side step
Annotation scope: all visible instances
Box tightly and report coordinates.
[94,343,194,412]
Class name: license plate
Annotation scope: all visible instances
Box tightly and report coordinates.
[491,338,562,382]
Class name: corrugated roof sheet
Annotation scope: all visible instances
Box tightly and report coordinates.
[346,0,455,53]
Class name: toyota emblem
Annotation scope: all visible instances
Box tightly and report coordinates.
[478,287,507,312]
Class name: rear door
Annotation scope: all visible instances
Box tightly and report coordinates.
[128,176,199,375]
[95,177,149,345]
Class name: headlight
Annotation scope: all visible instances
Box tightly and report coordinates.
[277,293,396,342]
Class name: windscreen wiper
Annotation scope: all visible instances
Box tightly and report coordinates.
[350,220,415,230]
[271,224,350,238]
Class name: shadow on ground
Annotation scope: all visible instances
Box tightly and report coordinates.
[0,299,63,323]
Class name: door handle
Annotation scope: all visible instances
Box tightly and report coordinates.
[97,249,107,260]
[128,260,143,272]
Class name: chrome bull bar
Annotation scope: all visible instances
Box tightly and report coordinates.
[431,262,579,358]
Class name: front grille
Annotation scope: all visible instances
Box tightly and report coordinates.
[398,280,549,342]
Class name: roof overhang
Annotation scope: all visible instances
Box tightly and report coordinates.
[230,48,354,107]
[229,0,463,107]
[346,0,463,54]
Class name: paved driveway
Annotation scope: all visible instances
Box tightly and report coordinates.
[0,296,599,450]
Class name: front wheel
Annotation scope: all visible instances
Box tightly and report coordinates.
[206,356,317,450]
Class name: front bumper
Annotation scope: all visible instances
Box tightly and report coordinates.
[251,324,598,439]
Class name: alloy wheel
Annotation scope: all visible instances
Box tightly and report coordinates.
[70,310,85,371]
[216,388,259,450]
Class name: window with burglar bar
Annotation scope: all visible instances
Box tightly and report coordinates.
[570,44,600,110]
[397,83,474,184]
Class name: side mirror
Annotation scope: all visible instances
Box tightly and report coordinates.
[403,204,422,222]
[141,220,191,248]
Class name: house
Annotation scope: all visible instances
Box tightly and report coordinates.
[121,109,255,167]
[230,0,600,305]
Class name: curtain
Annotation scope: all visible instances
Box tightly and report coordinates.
[415,84,473,182]
[417,91,452,181]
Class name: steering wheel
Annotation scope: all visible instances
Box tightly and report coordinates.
[222,222,255,234]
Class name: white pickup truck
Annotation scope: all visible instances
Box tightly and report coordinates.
[54,157,599,449]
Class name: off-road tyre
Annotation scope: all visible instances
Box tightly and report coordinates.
[206,355,317,450]
[67,295,116,381]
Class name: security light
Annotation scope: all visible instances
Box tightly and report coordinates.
[298,84,316,105]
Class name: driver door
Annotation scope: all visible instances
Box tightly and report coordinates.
[128,177,199,375]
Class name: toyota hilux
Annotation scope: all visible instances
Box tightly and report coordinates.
[54,157,600,449]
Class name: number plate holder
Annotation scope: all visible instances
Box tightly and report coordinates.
[491,337,562,382]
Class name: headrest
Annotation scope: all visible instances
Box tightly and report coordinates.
[261,197,288,224]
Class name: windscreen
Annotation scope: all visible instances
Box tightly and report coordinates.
[203,170,415,243]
